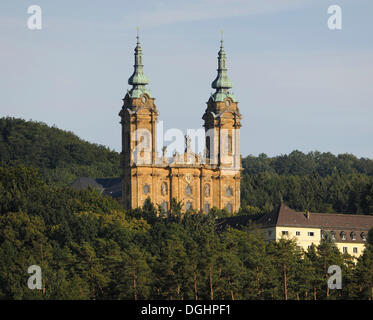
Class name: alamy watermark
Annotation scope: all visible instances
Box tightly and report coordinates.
[27,5,42,30]
[129,121,240,174]
[328,5,342,30]
[27,265,42,290]
[327,265,342,290]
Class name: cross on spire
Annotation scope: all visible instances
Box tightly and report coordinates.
[128,27,150,98]
[211,31,233,93]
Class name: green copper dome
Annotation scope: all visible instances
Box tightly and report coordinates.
[211,38,236,102]
[128,31,152,98]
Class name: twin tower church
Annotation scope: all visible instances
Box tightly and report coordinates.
[119,33,242,214]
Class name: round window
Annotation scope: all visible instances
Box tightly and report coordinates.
[143,184,150,194]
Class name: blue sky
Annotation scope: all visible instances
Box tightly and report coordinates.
[1,0,372,158]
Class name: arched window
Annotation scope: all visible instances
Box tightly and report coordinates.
[228,134,232,154]
[350,232,356,241]
[361,232,367,241]
[330,231,336,240]
[185,185,192,196]
[205,136,211,159]
[226,186,233,197]
[161,202,168,216]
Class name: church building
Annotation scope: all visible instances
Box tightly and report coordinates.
[119,33,242,214]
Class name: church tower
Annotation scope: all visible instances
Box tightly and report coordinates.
[119,32,159,209]
[202,36,242,213]
[119,32,242,214]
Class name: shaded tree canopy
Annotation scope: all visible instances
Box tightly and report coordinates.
[0,117,120,186]
[1,118,373,300]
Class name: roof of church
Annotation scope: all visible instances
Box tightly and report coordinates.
[69,177,122,198]
[211,35,236,102]
[69,177,104,191]
[127,29,152,99]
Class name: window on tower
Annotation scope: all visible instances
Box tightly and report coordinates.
[206,136,210,159]
[185,185,192,196]
[228,134,232,155]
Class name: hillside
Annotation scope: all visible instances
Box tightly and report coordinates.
[240,152,373,215]
[242,151,373,177]
[0,166,373,300]
[0,117,120,186]
[0,117,372,215]
[0,118,373,300]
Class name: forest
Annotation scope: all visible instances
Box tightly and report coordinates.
[0,117,373,300]
[0,117,120,186]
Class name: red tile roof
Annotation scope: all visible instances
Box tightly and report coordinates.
[257,204,373,243]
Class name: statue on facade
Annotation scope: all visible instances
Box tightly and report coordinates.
[204,183,210,197]
[161,182,168,196]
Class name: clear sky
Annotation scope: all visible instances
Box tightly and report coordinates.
[1,0,372,158]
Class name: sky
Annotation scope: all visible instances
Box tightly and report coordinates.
[0,0,372,158]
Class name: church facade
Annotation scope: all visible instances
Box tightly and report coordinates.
[119,34,242,214]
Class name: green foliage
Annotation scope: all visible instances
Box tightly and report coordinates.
[241,151,373,214]
[1,118,373,300]
[242,150,373,177]
[1,165,373,299]
[0,117,120,186]
[241,171,373,214]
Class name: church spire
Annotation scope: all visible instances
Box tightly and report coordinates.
[211,31,235,102]
[128,28,151,98]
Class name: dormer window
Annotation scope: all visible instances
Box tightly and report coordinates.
[350,232,356,241]
[340,231,346,241]
[330,231,336,240]
[361,232,367,241]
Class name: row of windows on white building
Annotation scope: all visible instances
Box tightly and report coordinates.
[270,230,363,254]
[275,230,366,242]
